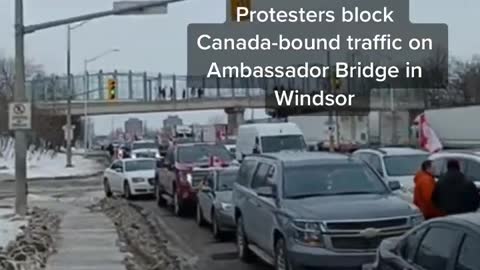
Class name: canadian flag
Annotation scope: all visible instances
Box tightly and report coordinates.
[209,156,223,167]
[216,130,226,142]
[416,113,443,153]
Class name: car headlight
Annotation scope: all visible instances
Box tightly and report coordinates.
[410,215,424,226]
[186,173,192,184]
[131,177,144,183]
[131,154,137,159]
[155,153,161,158]
[220,202,233,211]
[291,220,325,247]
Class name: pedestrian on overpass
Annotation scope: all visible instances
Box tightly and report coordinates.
[432,159,480,215]
[157,87,162,100]
[182,89,186,99]
[413,160,444,219]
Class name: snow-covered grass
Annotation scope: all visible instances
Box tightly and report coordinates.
[0,137,105,181]
[0,207,27,250]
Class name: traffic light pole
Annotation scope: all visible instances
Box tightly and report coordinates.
[13,0,185,216]
[14,0,28,216]
[66,25,73,167]
[327,51,335,152]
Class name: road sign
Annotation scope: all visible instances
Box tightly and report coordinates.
[63,125,76,141]
[231,0,251,21]
[113,1,168,15]
[9,102,32,130]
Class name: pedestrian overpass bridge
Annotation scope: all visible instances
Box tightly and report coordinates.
[29,70,427,116]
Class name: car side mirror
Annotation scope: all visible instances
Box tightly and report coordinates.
[388,180,401,191]
[115,168,122,173]
[257,186,276,198]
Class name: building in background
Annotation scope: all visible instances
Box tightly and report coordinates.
[163,115,183,129]
[125,118,143,136]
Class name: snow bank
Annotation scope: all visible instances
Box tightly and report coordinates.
[0,207,27,250]
[0,137,104,181]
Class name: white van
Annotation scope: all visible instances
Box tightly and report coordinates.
[235,122,307,160]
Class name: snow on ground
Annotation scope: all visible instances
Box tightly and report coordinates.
[0,207,27,250]
[0,152,104,181]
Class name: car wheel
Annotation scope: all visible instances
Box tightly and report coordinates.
[124,182,132,200]
[196,204,206,227]
[212,210,224,241]
[274,237,291,270]
[155,183,166,207]
[104,178,112,198]
[236,216,253,262]
[173,190,183,216]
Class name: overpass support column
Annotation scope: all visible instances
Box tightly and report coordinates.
[225,107,245,136]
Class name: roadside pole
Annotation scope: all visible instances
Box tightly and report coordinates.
[327,51,335,152]
[13,0,185,216]
[83,49,120,156]
[14,0,28,216]
[66,26,73,167]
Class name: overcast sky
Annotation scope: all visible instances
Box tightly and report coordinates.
[1,0,479,134]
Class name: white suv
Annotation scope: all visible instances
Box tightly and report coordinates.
[352,147,429,192]
[428,150,480,189]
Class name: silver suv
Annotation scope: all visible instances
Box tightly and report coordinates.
[233,152,423,270]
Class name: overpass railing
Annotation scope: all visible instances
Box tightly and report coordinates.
[28,70,456,110]
[27,71,266,103]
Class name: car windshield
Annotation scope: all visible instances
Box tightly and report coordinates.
[132,142,157,150]
[383,154,428,177]
[284,163,388,199]
[261,135,306,153]
[177,144,233,164]
[125,159,156,172]
[217,170,238,191]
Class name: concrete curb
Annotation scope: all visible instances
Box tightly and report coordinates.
[128,202,199,267]
[1,171,103,183]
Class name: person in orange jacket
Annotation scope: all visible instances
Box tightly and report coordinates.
[413,160,445,219]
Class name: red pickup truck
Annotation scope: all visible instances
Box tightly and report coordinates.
[155,142,234,216]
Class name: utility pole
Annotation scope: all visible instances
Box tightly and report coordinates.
[66,26,73,167]
[390,86,398,145]
[327,51,335,152]
[14,0,28,216]
[349,53,356,144]
[83,49,119,156]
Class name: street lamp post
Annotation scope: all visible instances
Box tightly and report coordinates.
[66,21,89,166]
[14,0,185,216]
[83,49,120,155]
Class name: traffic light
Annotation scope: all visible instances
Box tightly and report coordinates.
[330,71,341,91]
[334,78,341,90]
[231,0,251,22]
[107,79,117,100]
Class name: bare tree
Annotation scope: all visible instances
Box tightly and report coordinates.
[450,55,480,104]
[0,55,69,146]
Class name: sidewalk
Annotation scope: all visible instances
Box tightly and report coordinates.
[46,204,125,270]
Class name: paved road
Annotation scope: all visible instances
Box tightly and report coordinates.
[133,199,270,270]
